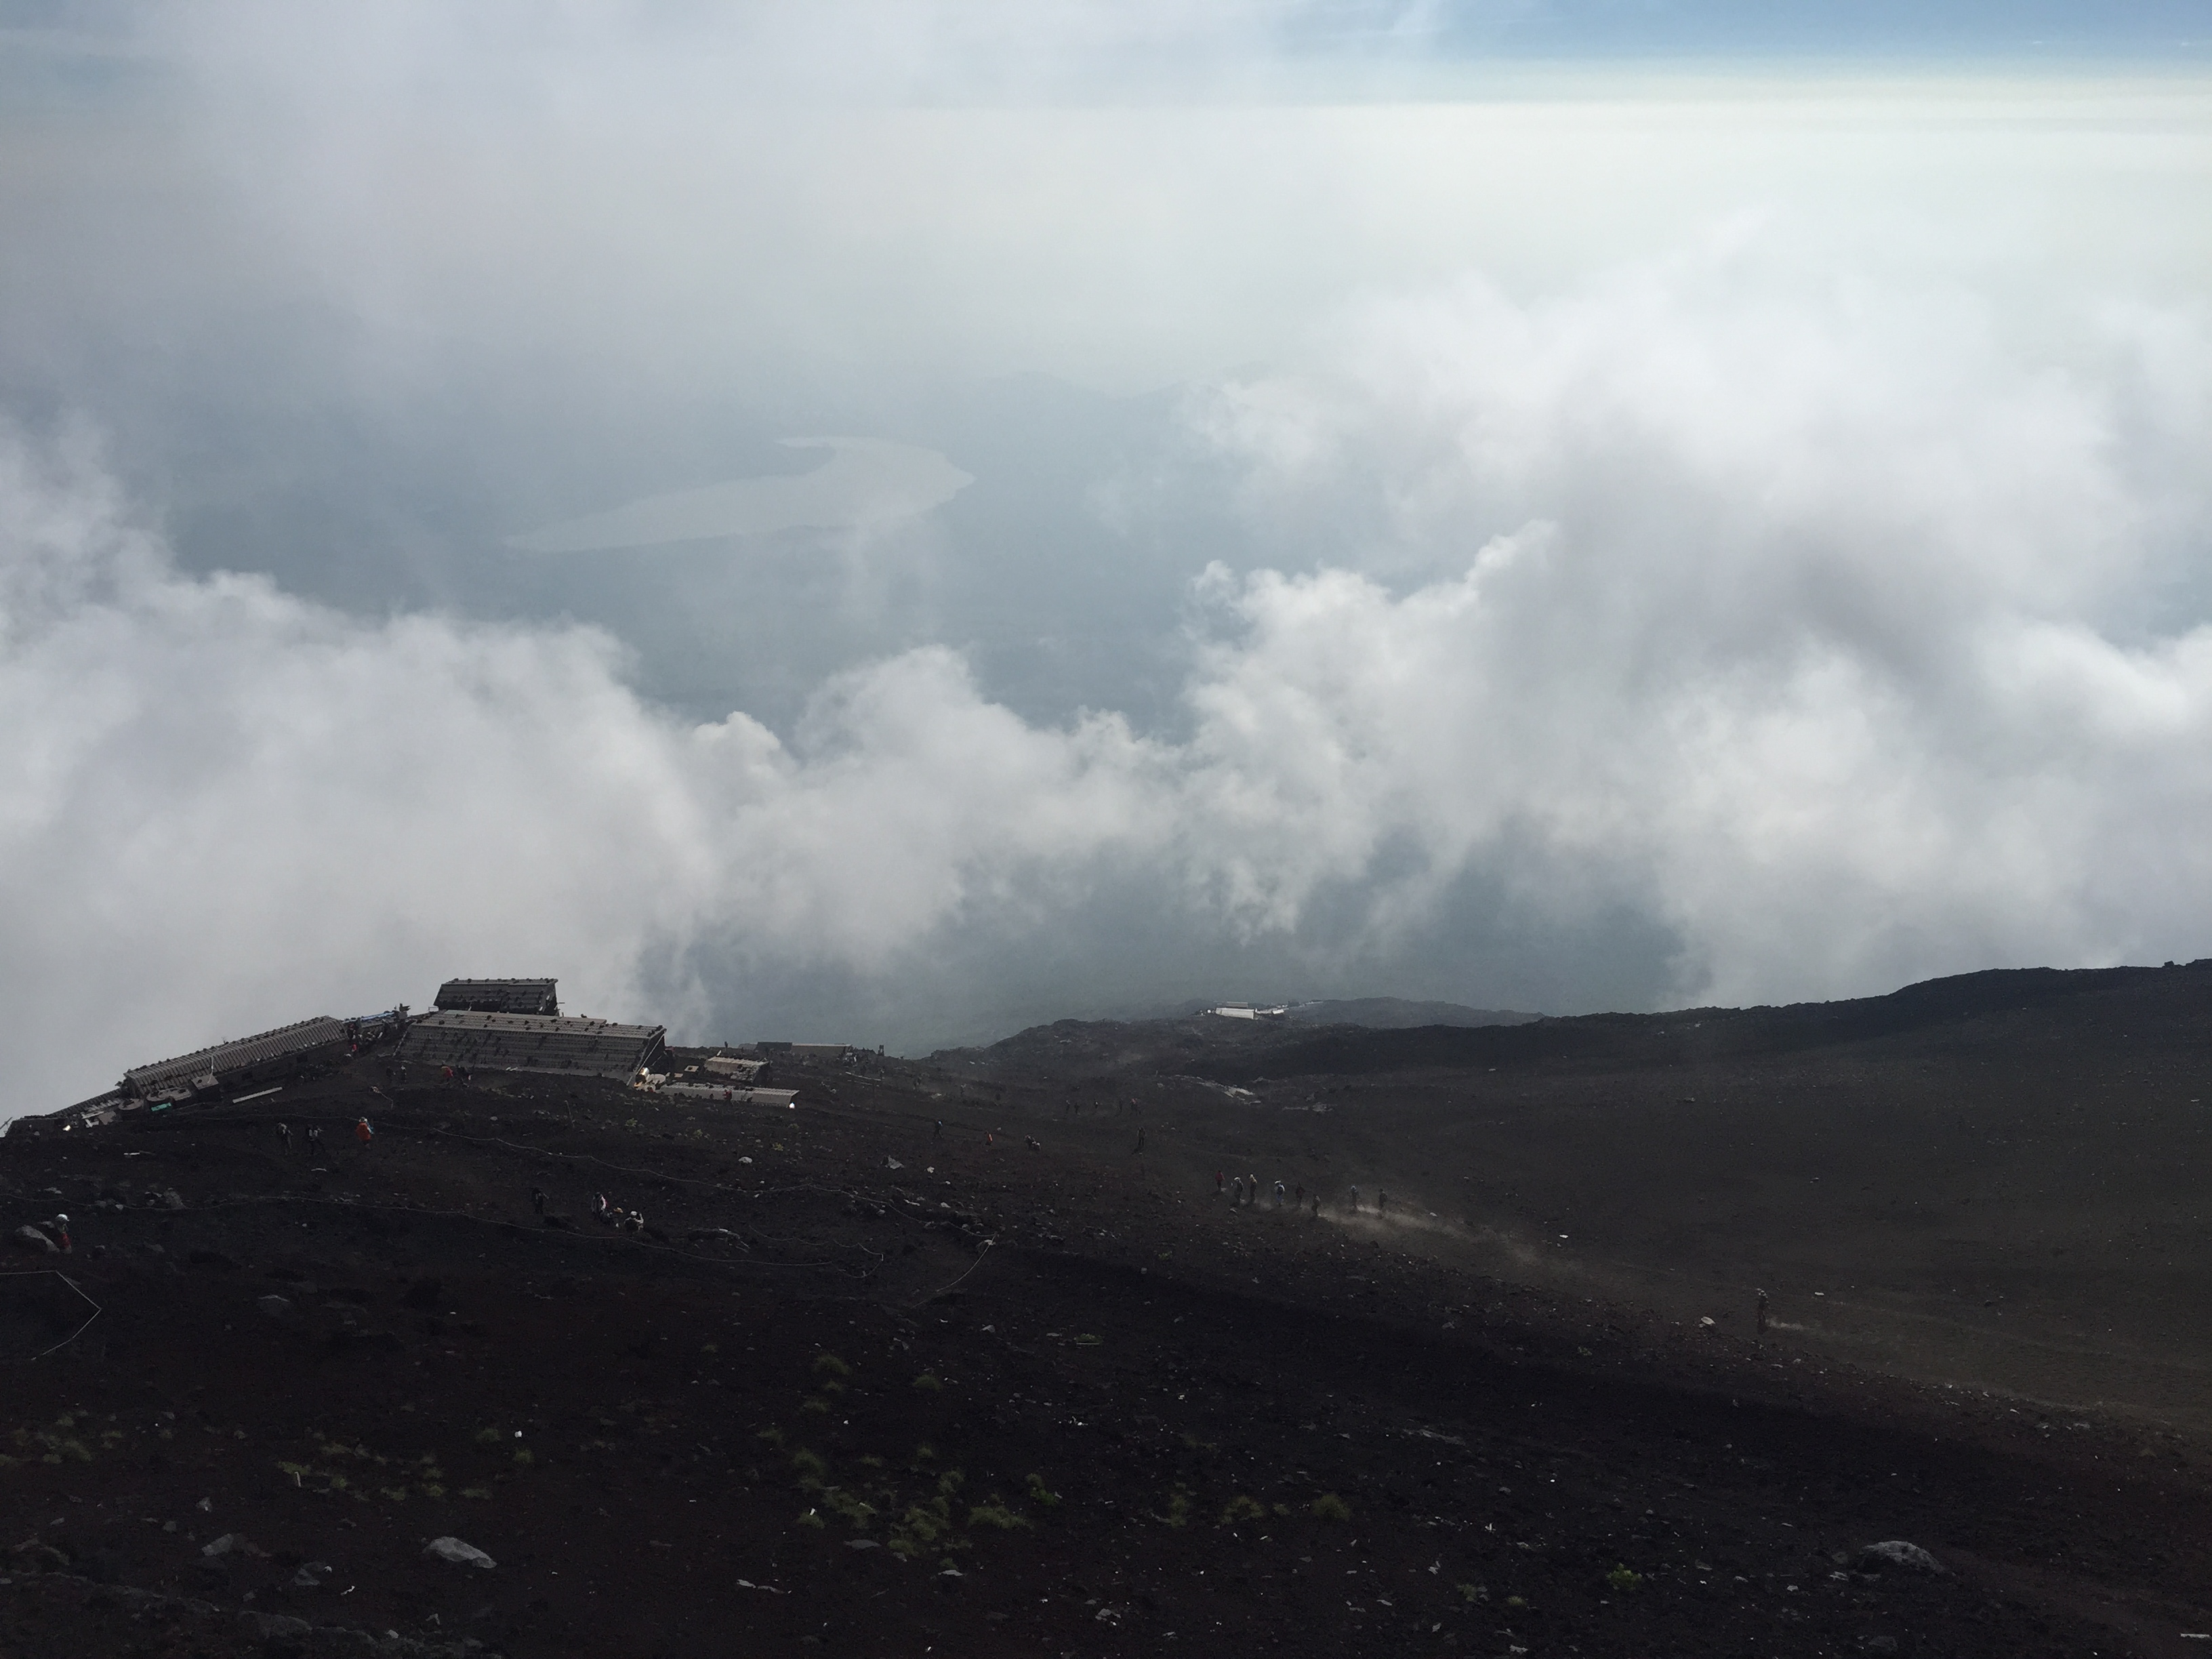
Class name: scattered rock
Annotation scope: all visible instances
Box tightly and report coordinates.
[9,1540,70,1572]
[201,1533,266,1559]
[423,1536,496,1570]
[845,1538,880,1550]
[9,1225,56,1254]
[188,1248,240,1269]
[257,1295,294,1321]
[290,1560,333,1589]
[1856,1540,1946,1574]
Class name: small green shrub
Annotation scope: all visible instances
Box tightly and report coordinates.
[1219,1495,1268,1525]
[813,1353,853,1377]
[796,1509,825,1530]
[1025,1473,1061,1509]
[912,1372,944,1391]
[968,1500,1031,1531]
[1605,1565,1643,1593]
[1456,1582,1488,1604]
[1310,1493,1351,1522]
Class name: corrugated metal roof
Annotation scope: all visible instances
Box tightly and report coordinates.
[434,978,558,1015]
[394,1010,663,1081]
[125,1016,350,1091]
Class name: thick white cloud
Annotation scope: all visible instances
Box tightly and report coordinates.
[0,424,1170,1111]
[6,247,2212,1117]
[1190,253,2212,1001]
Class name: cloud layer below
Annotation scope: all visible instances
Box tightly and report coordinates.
[5,248,2211,1116]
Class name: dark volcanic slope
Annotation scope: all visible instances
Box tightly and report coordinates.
[941,963,2212,1437]
[0,970,2207,1658]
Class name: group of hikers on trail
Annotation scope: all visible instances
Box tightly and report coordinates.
[1214,1170,1394,1220]
[274,1118,371,1158]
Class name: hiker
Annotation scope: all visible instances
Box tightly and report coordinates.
[1294,1184,1304,1206]
[1348,1185,1359,1212]
[934,1119,943,1140]
[442,1065,453,1086]
[1273,1180,1286,1206]
[531,1187,548,1216]
[276,1122,292,1153]
[354,1117,374,1152]
[1756,1288,1769,1337]
[1310,1193,1320,1218]
[594,1193,613,1224]
[49,1214,70,1254]
[1214,1170,1224,1195]
[1376,1191,1387,1217]
[1134,1128,1146,1154]
[306,1125,324,1158]
[1247,1174,1258,1208]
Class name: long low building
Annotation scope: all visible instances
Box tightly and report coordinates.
[656,1082,799,1108]
[434,978,558,1016]
[394,1010,664,1083]
[125,1016,355,1103]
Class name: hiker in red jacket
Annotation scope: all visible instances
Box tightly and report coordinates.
[354,1117,374,1152]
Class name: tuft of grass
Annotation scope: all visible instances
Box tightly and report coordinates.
[459,1487,491,1500]
[1157,1489,1191,1529]
[1605,1565,1643,1593]
[796,1508,825,1530]
[1456,1582,1488,1604]
[1504,1595,1526,1609]
[968,1500,1031,1531]
[1219,1495,1268,1525]
[912,1372,944,1392]
[1025,1473,1061,1509]
[756,1427,786,1447]
[790,1448,828,1479]
[813,1353,853,1378]
[512,1447,535,1466]
[1310,1493,1351,1522]
[800,1398,832,1415]
[473,1427,503,1446]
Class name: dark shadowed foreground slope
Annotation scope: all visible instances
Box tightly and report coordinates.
[0,964,2206,1657]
